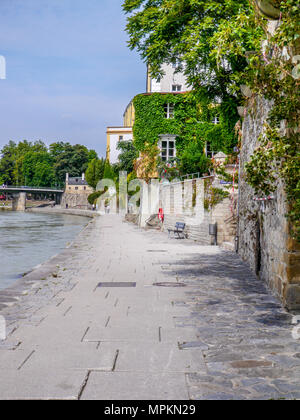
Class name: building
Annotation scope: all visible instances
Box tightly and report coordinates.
[146,62,190,93]
[106,63,191,165]
[61,173,94,209]
[106,127,133,164]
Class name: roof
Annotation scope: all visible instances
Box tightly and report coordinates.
[68,177,89,186]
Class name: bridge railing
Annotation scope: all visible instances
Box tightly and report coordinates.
[0,185,64,191]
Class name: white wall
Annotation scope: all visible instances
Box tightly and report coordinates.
[150,63,190,93]
[109,134,133,164]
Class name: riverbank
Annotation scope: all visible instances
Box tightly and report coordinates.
[0,210,93,307]
[26,206,99,218]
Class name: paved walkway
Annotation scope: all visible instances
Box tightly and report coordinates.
[0,215,300,400]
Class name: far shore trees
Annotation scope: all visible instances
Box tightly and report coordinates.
[0,140,98,187]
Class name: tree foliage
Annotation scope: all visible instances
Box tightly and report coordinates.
[86,158,105,190]
[0,140,98,187]
[116,140,138,173]
[123,0,262,103]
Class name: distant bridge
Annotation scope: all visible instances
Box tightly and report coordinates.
[0,186,65,210]
[0,186,64,194]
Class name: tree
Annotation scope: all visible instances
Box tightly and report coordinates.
[116,140,138,173]
[179,141,211,176]
[103,160,116,181]
[86,158,105,190]
[123,0,263,134]
[54,144,90,184]
[0,141,17,184]
[22,151,55,187]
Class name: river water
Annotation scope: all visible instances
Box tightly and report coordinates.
[0,211,88,290]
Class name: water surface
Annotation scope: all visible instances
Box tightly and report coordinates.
[0,211,88,290]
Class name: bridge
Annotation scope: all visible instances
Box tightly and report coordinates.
[0,186,65,211]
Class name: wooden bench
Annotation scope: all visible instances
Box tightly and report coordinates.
[168,222,187,239]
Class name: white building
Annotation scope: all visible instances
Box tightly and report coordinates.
[146,62,190,93]
[106,127,133,164]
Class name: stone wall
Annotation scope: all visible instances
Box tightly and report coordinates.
[210,194,238,249]
[61,193,92,210]
[239,96,300,310]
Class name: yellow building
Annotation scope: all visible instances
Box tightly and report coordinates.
[123,101,135,127]
[65,173,93,195]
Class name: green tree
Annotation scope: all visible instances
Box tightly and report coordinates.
[123,0,264,147]
[54,144,90,184]
[103,160,116,181]
[123,0,261,100]
[116,140,138,173]
[86,158,105,190]
[179,140,211,176]
[22,151,55,187]
[0,141,17,184]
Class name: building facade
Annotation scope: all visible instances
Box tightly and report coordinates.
[146,63,190,93]
[62,173,94,210]
[106,63,191,165]
[106,127,133,164]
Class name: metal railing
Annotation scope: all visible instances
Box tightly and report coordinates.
[180,173,214,181]
[0,185,64,192]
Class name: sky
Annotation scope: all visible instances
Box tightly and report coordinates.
[0,0,146,157]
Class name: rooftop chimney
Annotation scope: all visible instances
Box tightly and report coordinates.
[82,173,85,181]
[66,173,69,183]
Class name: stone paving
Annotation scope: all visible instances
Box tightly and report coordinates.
[0,214,299,400]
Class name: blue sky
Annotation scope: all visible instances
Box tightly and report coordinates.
[0,0,146,157]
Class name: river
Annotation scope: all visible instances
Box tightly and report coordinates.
[0,211,88,290]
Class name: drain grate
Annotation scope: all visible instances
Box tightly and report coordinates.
[153,282,186,288]
[97,282,136,288]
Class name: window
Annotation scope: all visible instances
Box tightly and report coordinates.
[212,115,220,124]
[75,187,78,190]
[164,103,174,119]
[119,135,124,141]
[172,84,182,92]
[159,136,176,162]
[206,142,217,158]
[84,186,86,190]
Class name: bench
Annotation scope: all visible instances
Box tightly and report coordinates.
[168,222,187,239]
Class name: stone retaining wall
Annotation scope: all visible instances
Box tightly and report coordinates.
[239,96,300,310]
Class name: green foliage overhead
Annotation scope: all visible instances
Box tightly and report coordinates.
[123,0,262,102]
